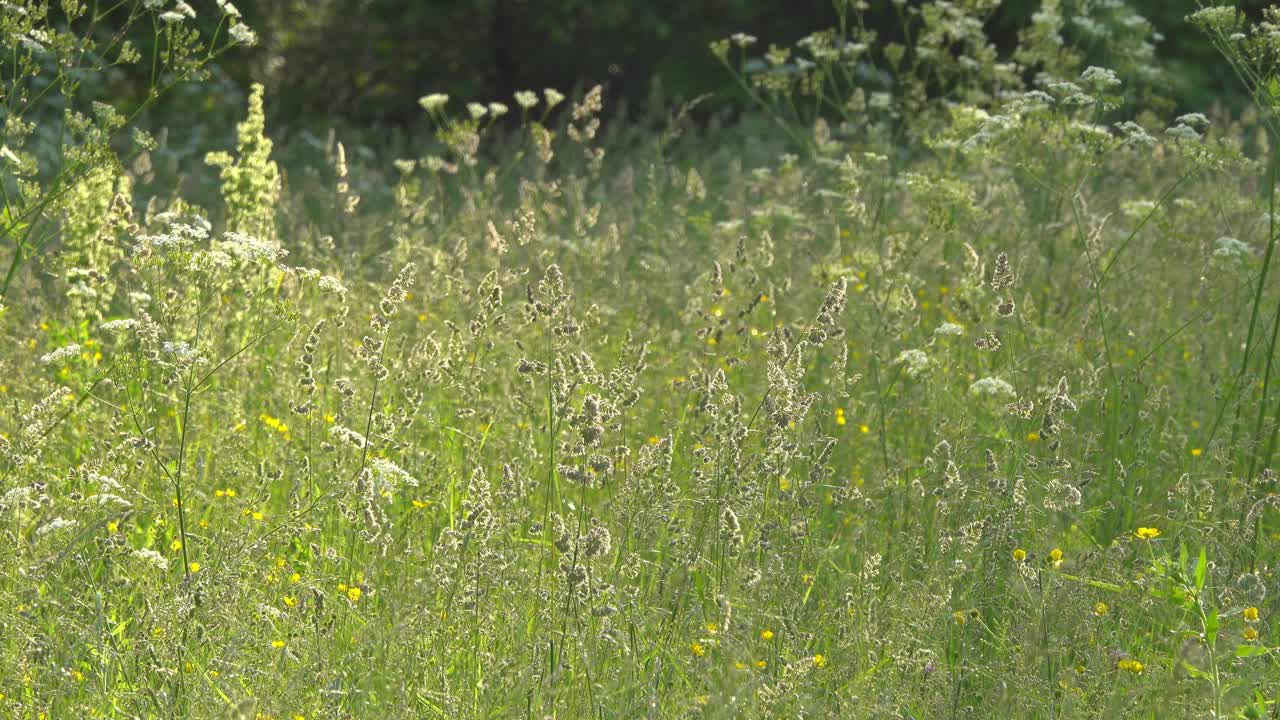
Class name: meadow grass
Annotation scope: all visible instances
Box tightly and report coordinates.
[2,1,1280,718]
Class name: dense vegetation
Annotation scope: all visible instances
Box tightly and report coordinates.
[4,1,1280,718]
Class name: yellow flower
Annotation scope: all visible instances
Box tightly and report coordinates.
[1049,548,1064,565]
[755,660,767,669]
[106,520,119,534]
[188,562,201,573]
[813,654,828,668]
[1134,527,1161,540]
[346,587,362,602]
[1012,548,1026,562]
[835,408,846,426]
[761,629,774,641]
[170,539,182,552]
[1244,606,1260,622]
[152,626,164,637]
[778,477,791,491]
[1026,432,1040,442]
[272,640,286,649]
[690,642,705,657]
[1243,627,1259,641]
[251,511,264,521]
[72,670,85,682]
[704,622,718,635]
[283,596,298,608]
[1190,448,1202,457]
[290,572,301,583]
[953,610,968,625]
[1094,602,1108,616]
[1117,659,1143,673]
[859,424,870,434]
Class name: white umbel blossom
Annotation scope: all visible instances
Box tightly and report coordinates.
[514,91,539,109]
[418,94,449,112]
[41,344,81,366]
[229,23,257,46]
[133,548,169,571]
[969,376,1017,399]
[37,517,78,536]
[893,349,930,377]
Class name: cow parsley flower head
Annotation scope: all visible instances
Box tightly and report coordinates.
[514,90,539,109]
[969,376,1017,399]
[1214,236,1251,259]
[894,349,930,377]
[1081,66,1121,91]
[41,344,81,366]
[419,94,449,113]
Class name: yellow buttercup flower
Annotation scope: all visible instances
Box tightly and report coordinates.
[1134,527,1161,540]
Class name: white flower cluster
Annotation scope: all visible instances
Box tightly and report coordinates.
[40,344,81,366]
[894,349,930,378]
[969,376,1017,399]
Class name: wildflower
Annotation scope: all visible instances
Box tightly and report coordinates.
[1243,627,1259,641]
[893,349,930,377]
[835,408,846,425]
[467,102,487,120]
[290,572,301,583]
[1027,432,1040,442]
[1244,607,1259,622]
[419,94,449,112]
[106,521,119,533]
[188,562,201,573]
[283,596,298,608]
[1012,548,1026,562]
[40,344,81,366]
[346,587,362,602]
[1094,602,1108,616]
[544,88,565,109]
[1134,527,1161,540]
[690,642,705,657]
[170,539,182,552]
[859,424,870,434]
[272,640,285,649]
[969,377,1017,399]
[813,654,828,668]
[1049,548,1064,565]
[953,610,968,625]
[1190,448,1203,457]
[514,90,538,109]
[229,23,257,45]
[705,622,718,635]
[1116,659,1143,673]
[761,629,774,641]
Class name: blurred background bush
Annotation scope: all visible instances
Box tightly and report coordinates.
[79,0,1273,138]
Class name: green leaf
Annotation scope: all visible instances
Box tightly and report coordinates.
[1182,660,1211,679]
[1194,547,1208,594]
[1236,644,1273,658]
